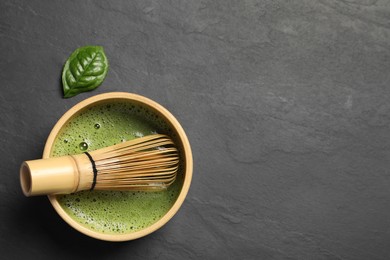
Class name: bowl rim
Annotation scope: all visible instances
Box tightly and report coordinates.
[44,92,193,242]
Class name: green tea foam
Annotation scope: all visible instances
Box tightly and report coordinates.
[51,102,182,234]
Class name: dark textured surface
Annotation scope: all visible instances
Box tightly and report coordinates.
[1,0,390,259]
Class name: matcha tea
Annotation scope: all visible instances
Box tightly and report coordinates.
[51,102,182,234]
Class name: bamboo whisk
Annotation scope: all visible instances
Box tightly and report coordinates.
[20,134,179,196]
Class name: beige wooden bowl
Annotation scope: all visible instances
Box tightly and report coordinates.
[43,92,193,241]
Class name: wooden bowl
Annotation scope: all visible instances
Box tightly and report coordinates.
[43,92,193,241]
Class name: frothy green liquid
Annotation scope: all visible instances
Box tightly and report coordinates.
[51,102,182,234]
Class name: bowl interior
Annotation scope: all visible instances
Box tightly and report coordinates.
[44,93,192,241]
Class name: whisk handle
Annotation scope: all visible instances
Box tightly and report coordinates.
[20,156,81,196]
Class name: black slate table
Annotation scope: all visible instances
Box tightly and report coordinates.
[1,1,390,259]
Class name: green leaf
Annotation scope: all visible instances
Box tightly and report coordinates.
[62,46,108,98]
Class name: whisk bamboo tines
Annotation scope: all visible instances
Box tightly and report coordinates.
[20,134,179,197]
